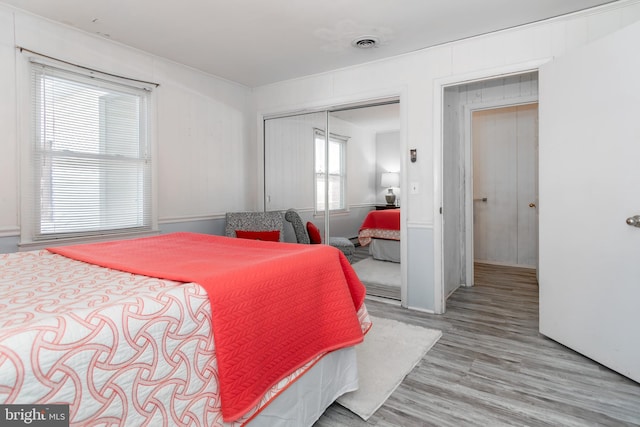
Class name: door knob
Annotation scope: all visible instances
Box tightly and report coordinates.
[626,215,640,227]
[529,202,536,208]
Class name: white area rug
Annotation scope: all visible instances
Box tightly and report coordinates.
[336,316,442,420]
[352,257,401,287]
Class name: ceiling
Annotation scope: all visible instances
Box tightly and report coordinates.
[332,103,400,133]
[2,0,617,87]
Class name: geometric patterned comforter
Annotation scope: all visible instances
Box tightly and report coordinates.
[0,250,371,426]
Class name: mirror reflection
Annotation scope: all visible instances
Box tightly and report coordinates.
[264,101,401,301]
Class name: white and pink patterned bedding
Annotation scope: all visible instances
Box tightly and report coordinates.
[0,250,370,426]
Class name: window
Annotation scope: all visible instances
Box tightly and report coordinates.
[28,61,152,241]
[314,129,347,212]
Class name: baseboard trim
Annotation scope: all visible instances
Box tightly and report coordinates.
[475,260,536,270]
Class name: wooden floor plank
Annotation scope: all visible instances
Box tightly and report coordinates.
[315,263,640,426]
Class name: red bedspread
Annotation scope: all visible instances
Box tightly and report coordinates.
[358,209,401,246]
[48,232,366,422]
[359,208,400,232]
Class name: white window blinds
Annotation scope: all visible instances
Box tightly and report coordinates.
[29,61,152,241]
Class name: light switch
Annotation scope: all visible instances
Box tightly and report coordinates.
[410,182,419,194]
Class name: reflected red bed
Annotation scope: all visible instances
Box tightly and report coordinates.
[358,208,400,247]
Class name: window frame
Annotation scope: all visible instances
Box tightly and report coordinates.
[19,56,157,247]
[313,128,348,214]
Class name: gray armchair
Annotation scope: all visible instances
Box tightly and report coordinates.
[284,208,355,263]
[284,209,310,244]
[225,211,285,241]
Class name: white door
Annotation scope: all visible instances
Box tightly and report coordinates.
[539,21,640,382]
[473,104,538,268]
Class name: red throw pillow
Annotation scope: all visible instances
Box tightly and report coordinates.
[306,222,322,244]
[235,230,280,242]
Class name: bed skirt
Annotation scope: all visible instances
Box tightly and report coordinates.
[250,347,358,426]
[369,239,400,263]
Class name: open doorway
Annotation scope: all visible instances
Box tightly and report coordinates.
[441,72,539,302]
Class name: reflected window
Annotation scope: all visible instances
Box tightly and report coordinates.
[314,129,347,212]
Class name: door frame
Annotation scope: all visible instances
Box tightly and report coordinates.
[259,88,409,306]
[433,59,549,314]
[463,98,539,285]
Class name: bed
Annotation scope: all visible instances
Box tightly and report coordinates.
[0,232,371,426]
[358,208,401,263]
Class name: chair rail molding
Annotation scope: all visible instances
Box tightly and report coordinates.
[0,226,20,238]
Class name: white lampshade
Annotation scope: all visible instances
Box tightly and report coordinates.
[381,172,400,188]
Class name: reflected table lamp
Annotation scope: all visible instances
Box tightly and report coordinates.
[381,172,400,206]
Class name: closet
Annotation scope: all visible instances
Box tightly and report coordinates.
[263,101,400,244]
[472,103,538,268]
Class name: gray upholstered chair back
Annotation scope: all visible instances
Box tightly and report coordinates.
[224,211,285,241]
[283,208,355,263]
[284,209,310,244]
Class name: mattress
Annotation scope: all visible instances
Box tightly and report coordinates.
[0,246,371,426]
[369,238,401,263]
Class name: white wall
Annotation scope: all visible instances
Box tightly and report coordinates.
[264,114,322,212]
[332,116,380,238]
[338,118,378,209]
[376,131,401,205]
[0,7,18,246]
[250,0,640,311]
[0,4,253,252]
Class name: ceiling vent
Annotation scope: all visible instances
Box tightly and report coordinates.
[351,36,380,49]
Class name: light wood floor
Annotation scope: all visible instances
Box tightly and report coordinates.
[352,242,401,301]
[315,263,640,426]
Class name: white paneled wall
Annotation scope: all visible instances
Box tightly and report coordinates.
[442,87,465,297]
[338,119,379,209]
[0,8,18,240]
[451,73,538,107]
[264,113,324,212]
[154,65,251,222]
